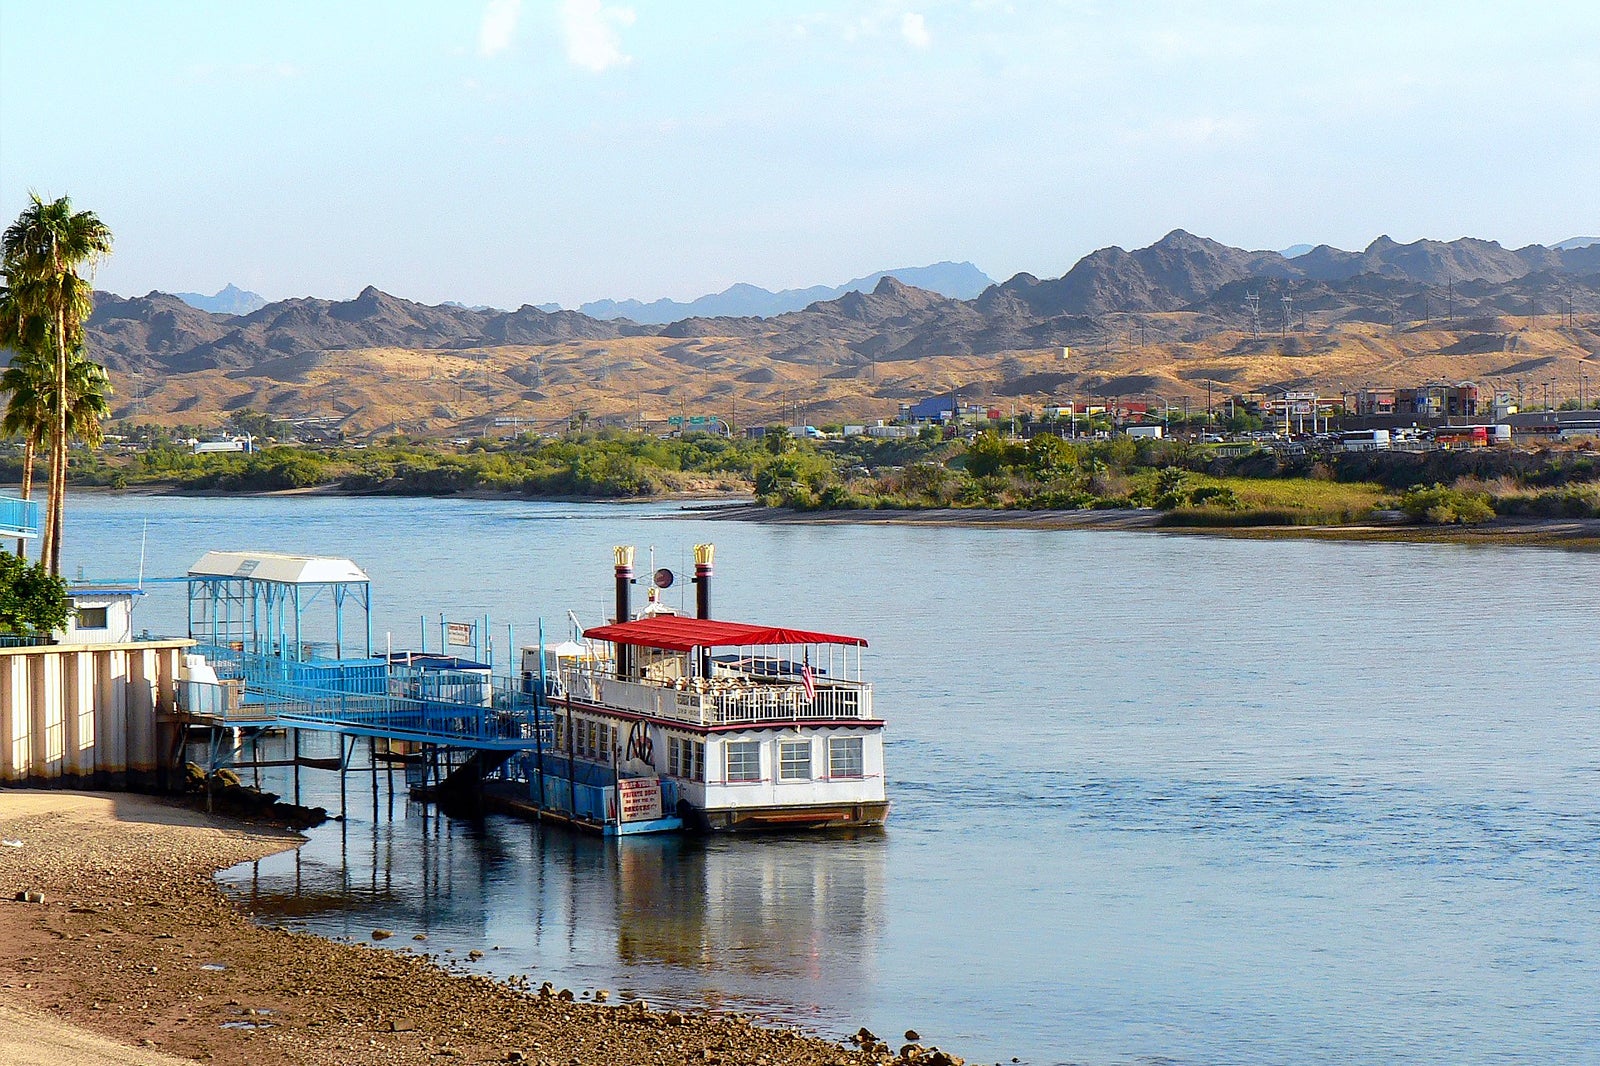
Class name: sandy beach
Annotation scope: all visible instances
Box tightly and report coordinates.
[0,791,946,1066]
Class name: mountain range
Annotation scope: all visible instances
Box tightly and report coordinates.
[110,232,1600,374]
[575,261,995,323]
[80,231,1600,433]
[171,283,267,315]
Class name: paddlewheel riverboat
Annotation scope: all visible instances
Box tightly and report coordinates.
[171,544,884,836]
[526,544,889,832]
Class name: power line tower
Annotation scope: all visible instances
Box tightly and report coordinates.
[127,361,147,420]
[1245,292,1261,340]
[1280,296,1293,338]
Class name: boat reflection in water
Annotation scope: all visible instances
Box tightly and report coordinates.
[220,773,887,1027]
[612,832,885,986]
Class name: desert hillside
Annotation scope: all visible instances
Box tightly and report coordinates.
[86,231,1600,435]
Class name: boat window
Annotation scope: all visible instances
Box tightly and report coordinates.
[828,736,864,779]
[778,739,812,781]
[725,740,761,783]
[668,737,706,781]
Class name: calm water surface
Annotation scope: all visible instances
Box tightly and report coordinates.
[65,495,1600,1065]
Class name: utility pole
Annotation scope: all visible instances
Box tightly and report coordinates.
[1245,292,1261,341]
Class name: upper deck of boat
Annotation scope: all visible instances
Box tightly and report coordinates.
[569,614,876,728]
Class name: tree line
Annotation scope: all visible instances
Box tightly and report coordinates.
[0,193,108,636]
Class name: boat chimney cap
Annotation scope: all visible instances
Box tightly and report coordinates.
[693,543,714,567]
[613,545,635,569]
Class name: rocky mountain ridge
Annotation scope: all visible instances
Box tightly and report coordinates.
[172,283,268,315]
[576,261,995,322]
[83,232,1600,381]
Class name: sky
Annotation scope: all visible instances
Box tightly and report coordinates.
[2,0,1597,309]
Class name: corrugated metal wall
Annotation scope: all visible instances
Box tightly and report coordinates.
[0,640,191,790]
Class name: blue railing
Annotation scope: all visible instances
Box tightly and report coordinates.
[186,643,546,748]
[197,644,389,694]
[0,496,40,538]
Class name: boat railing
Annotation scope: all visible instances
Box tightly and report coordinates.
[563,666,872,725]
[184,644,548,746]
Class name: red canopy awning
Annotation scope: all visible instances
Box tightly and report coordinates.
[583,615,867,651]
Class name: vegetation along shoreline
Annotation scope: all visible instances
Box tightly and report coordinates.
[27,423,1600,549]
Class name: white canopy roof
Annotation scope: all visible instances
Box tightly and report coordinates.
[188,551,369,585]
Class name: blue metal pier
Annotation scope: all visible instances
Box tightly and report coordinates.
[0,495,41,540]
[172,551,678,835]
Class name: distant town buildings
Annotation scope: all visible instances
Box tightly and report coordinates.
[898,396,991,424]
[1349,383,1481,418]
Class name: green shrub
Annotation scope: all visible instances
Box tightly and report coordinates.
[1188,485,1240,509]
[0,554,70,635]
[1399,483,1496,525]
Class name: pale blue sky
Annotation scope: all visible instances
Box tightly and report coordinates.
[2,1,1596,308]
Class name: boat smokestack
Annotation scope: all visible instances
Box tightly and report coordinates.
[614,545,635,623]
[693,543,714,620]
[613,545,635,678]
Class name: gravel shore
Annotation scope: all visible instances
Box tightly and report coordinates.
[0,791,959,1066]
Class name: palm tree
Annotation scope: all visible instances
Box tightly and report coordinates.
[1,193,112,575]
[0,345,109,560]
[0,346,50,557]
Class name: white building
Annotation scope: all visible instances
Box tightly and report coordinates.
[62,587,144,644]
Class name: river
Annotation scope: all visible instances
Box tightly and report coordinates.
[63,494,1600,1065]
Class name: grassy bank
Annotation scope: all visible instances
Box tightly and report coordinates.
[764,432,1600,530]
[28,426,1600,533]
[1158,476,1388,526]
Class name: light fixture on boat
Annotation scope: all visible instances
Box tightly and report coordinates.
[693,542,714,620]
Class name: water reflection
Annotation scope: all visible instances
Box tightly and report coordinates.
[220,770,886,1025]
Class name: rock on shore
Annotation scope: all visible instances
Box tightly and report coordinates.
[1,791,952,1065]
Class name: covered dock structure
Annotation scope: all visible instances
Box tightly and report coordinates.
[178,551,552,819]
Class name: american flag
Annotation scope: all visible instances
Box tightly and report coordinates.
[800,653,816,701]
